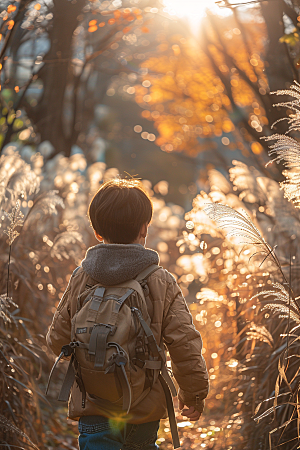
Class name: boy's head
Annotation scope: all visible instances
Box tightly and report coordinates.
[88,178,153,244]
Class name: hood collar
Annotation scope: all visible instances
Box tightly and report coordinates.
[81,243,159,286]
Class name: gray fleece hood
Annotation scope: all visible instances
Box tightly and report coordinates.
[81,243,159,286]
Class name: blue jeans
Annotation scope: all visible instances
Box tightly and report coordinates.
[78,416,160,450]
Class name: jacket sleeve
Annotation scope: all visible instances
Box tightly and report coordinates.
[162,275,209,413]
[46,281,72,357]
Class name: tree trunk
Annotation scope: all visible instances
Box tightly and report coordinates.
[27,0,85,155]
[260,0,296,91]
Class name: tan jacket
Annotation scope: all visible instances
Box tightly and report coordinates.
[46,265,209,423]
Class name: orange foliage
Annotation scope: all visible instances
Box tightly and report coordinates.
[7,20,14,30]
[251,142,263,154]
[135,16,268,155]
[7,5,17,13]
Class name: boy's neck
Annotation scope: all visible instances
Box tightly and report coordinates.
[99,223,148,247]
[102,238,146,247]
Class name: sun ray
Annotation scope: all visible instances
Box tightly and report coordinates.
[163,0,230,33]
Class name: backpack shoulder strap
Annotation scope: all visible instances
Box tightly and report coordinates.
[112,280,144,299]
[72,265,82,278]
[135,264,161,283]
[115,264,161,298]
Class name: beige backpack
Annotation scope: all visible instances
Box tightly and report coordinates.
[47,264,180,448]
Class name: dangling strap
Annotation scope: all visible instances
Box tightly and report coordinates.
[46,342,88,405]
[134,264,179,448]
[161,365,177,397]
[58,354,87,406]
[46,351,65,395]
[58,354,76,401]
[117,363,131,414]
[105,344,131,413]
[159,374,180,449]
[46,344,75,396]
[75,370,87,409]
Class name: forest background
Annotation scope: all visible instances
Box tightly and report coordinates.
[1,0,300,449]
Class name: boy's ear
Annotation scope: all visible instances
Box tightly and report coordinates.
[94,231,103,242]
[140,223,148,238]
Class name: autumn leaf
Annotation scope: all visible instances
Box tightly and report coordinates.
[7,5,17,13]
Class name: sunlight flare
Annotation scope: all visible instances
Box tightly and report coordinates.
[163,0,229,32]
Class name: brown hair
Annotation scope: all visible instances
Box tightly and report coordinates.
[88,179,153,244]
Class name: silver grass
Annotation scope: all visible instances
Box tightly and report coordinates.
[229,161,267,204]
[250,282,300,316]
[290,323,300,334]
[246,323,274,346]
[51,231,85,262]
[0,414,39,450]
[250,282,298,310]
[0,294,18,323]
[31,191,64,216]
[279,169,300,207]
[204,203,293,308]
[261,304,300,324]
[264,135,300,169]
[263,82,300,209]
[0,149,40,205]
[269,81,300,132]
[204,203,267,246]
[23,191,64,227]
[208,169,232,195]
[3,201,24,245]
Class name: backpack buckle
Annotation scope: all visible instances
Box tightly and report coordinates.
[61,344,75,357]
[132,357,145,369]
[105,351,127,374]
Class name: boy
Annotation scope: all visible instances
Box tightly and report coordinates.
[46,178,209,450]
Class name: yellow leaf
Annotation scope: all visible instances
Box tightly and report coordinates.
[251,142,263,154]
[7,5,17,13]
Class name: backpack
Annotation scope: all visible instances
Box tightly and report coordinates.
[46,264,180,449]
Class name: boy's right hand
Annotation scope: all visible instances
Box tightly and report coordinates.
[178,399,202,421]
